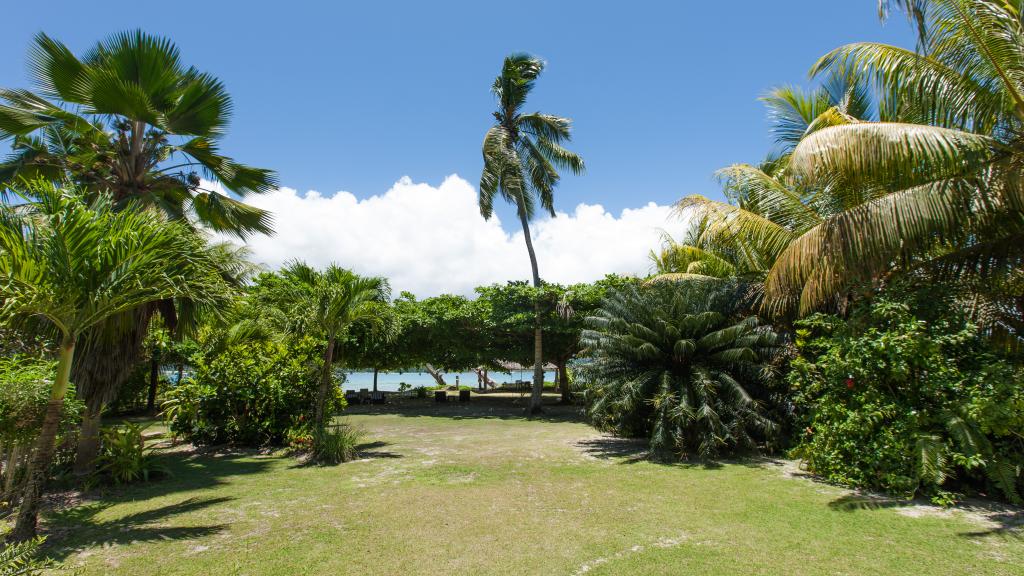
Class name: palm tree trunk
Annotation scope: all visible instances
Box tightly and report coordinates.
[146,352,160,413]
[72,405,102,477]
[557,358,571,404]
[372,367,379,393]
[517,208,545,415]
[314,334,337,434]
[11,336,75,542]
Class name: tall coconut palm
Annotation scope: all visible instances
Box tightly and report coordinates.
[478,54,584,413]
[277,262,390,435]
[0,30,277,474]
[764,0,1024,315]
[0,181,229,541]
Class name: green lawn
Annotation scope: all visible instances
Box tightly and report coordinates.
[39,398,1024,575]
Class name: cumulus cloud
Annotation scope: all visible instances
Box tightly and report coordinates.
[222,175,684,297]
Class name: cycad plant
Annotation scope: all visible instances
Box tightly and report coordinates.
[479,54,584,414]
[0,181,228,541]
[578,281,782,459]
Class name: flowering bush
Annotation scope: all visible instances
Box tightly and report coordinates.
[789,294,1024,503]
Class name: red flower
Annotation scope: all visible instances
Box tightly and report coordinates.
[845,377,855,390]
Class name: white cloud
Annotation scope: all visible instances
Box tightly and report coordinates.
[224,175,683,297]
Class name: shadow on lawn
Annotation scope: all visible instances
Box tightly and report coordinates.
[344,395,584,423]
[829,494,1024,539]
[40,448,277,558]
[43,496,232,561]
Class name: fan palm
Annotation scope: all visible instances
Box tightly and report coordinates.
[0,30,277,237]
[478,54,584,414]
[277,262,390,436]
[578,281,782,459]
[0,181,229,541]
[764,0,1024,315]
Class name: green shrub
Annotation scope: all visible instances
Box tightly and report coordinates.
[164,337,345,447]
[312,422,364,464]
[789,293,1024,503]
[96,423,168,484]
[1,356,83,502]
[578,281,784,459]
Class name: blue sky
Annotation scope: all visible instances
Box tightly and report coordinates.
[0,2,917,294]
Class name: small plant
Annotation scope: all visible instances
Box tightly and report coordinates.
[286,417,315,452]
[0,534,53,575]
[312,423,365,465]
[96,423,168,484]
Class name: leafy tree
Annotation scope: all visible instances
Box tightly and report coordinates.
[578,280,783,459]
[390,292,490,385]
[477,276,634,402]
[0,182,228,541]
[478,54,584,413]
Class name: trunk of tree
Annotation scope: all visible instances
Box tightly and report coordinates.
[11,337,75,542]
[424,364,447,387]
[372,367,379,393]
[176,363,184,384]
[2,443,23,505]
[517,208,545,415]
[146,352,159,413]
[557,358,572,403]
[72,405,103,477]
[314,334,337,434]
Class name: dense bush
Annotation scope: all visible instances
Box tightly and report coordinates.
[311,422,365,464]
[1,356,83,504]
[789,294,1024,503]
[164,338,345,447]
[578,281,784,459]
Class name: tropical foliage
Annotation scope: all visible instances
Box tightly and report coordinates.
[0,181,229,540]
[578,280,783,459]
[164,337,341,447]
[789,283,1024,503]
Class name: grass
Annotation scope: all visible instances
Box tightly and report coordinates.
[30,397,1024,575]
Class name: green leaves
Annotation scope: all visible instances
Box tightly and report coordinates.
[0,181,232,340]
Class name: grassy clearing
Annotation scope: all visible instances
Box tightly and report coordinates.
[32,397,1024,575]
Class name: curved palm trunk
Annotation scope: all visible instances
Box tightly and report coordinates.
[517,208,545,415]
[11,337,75,542]
[314,334,337,435]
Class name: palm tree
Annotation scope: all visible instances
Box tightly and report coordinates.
[0,30,277,236]
[763,0,1024,315]
[0,181,229,541]
[277,262,390,435]
[578,281,782,459]
[0,30,277,475]
[478,54,584,413]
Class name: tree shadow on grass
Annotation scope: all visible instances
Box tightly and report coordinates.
[343,395,585,424]
[828,494,1024,540]
[574,437,727,469]
[42,496,232,561]
[355,441,403,460]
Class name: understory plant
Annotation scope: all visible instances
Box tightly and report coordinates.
[789,288,1024,503]
[96,423,168,485]
[311,422,364,465]
[578,280,784,459]
[0,534,53,575]
[164,337,345,447]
